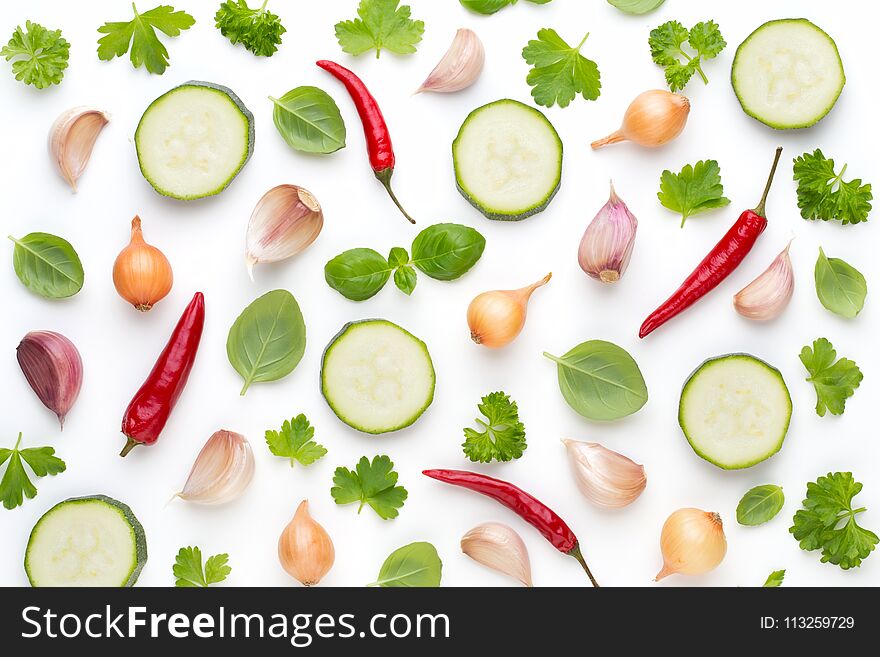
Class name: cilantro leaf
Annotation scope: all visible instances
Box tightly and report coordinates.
[335,0,424,59]
[462,392,527,463]
[0,433,65,510]
[649,20,726,91]
[763,570,785,587]
[174,546,232,587]
[790,472,878,570]
[215,0,285,57]
[97,4,195,75]
[799,338,862,417]
[265,414,327,467]
[522,29,600,108]
[331,455,407,520]
[658,160,730,226]
[793,150,873,225]
[1,21,69,88]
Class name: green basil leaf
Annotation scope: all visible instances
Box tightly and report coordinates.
[607,0,665,15]
[459,0,516,15]
[814,247,867,318]
[394,266,417,295]
[763,570,785,587]
[226,289,306,395]
[324,248,391,301]
[411,223,486,281]
[369,542,442,587]
[9,232,84,299]
[544,340,648,421]
[270,86,346,154]
[388,247,410,268]
[737,484,785,526]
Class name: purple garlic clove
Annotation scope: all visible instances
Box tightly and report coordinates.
[16,330,83,429]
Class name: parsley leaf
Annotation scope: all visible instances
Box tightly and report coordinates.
[1,21,70,88]
[462,392,527,463]
[763,570,785,587]
[97,4,196,75]
[215,0,285,57]
[331,455,407,520]
[658,160,730,226]
[649,20,726,92]
[173,546,232,587]
[522,29,600,108]
[335,0,424,59]
[790,472,878,570]
[265,414,327,467]
[793,150,873,225]
[0,433,65,510]
[799,338,863,417]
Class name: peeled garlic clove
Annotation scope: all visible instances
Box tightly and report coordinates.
[563,439,646,509]
[177,430,255,505]
[245,185,324,281]
[461,522,532,587]
[278,500,335,586]
[734,241,794,321]
[578,181,638,283]
[48,107,109,192]
[16,330,83,429]
[417,28,485,94]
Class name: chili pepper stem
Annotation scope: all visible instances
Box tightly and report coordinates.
[752,146,783,217]
[375,168,416,224]
[568,544,600,587]
[119,437,139,458]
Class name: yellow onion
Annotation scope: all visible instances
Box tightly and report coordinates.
[112,216,173,312]
[278,500,335,586]
[656,508,727,581]
[467,273,551,348]
[592,90,690,149]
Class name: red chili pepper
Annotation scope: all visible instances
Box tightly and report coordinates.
[423,469,599,587]
[120,292,205,457]
[639,147,783,339]
[317,59,415,225]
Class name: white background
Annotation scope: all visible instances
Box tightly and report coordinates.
[1,0,877,588]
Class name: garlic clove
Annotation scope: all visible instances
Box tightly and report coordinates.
[416,28,485,94]
[461,522,532,586]
[578,181,638,283]
[245,185,324,281]
[562,439,647,509]
[16,330,83,429]
[48,107,109,192]
[177,430,255,505]
[734,241,794,321]
[278,500,335,587]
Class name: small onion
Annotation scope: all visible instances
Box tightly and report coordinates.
[467,273,552,348]
[112,216,173,312]
[656,508,727,581]
[592,90,690,149]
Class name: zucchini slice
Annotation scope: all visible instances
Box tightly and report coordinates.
[453,99,562,221]
[732,19,845,129]
[679,354,792,470]
[25,495,147,587]
[135,81,254,200]
[321,319,435,434]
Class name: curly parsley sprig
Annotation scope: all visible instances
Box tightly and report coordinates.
[2,21,69,88]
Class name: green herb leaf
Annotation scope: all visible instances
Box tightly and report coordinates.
[411,223,486,281]
[658,160,731,226]
[324,248,392,301]
[331,455,407,520]
[800,338,862,417]
[393,265,417,295]
[460,0,552,14]
[335,0,424,58]
[814,248,867,319]
[790,472,878,570]
[9,233,84,299]
[522,29,601,108]
[649,20,726,91]
[368,542,442,587]
[0,433,65,510]
[269,86,346,154]
[608,0,665,15]
[173,546,231,587]
[1,21,69,88]
[226,289,306,395]
[763,570,785,587]
[265,414,327,467]
[793,150,872,225]
[544,340,648,421]
[97,4,195,75]
[387,247,409,268]
[736,484,784,526]
[462,391,527,463]
[215,0,285,57]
